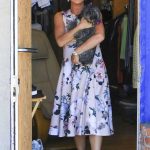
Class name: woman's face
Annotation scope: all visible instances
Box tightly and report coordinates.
[70,0,84,4]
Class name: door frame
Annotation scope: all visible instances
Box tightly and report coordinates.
[137,0,140,149]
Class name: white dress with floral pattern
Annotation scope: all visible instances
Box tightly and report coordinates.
[49,9,114,137]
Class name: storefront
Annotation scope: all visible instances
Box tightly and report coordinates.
[1,0,150,149]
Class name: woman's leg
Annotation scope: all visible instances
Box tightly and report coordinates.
[89,135,103,150]
[74,135,86,150]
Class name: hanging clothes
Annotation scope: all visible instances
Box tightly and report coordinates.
[120,15,128,60]
[125,0,135,72]
[101,13,125,86]
[32,0,52,8]
[117,19,123,84]
[32,0,37,7]
[33,9,51,33]
[99,0,112,22]
[38,0,51,8]
[32,0,55,37]
[119,14,128,85]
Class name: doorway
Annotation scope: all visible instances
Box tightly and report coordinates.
[13,1,140,149]
[30,0,138,150]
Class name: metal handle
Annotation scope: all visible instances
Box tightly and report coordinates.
[18,48,38,53]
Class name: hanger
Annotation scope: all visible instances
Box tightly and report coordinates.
[124,4,128,14]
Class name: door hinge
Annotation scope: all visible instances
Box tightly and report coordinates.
[11,76,19,102]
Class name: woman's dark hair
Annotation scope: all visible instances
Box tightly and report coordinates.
[59,0,92,11]
[58,0,70,11]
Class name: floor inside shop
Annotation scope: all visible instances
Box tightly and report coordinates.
[44,113,136,150]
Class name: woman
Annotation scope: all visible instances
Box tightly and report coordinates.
[49,0,114,149]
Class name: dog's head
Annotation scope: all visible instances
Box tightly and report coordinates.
[82,5,102,25]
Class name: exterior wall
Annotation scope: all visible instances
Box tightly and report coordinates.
[140,0,150,124]
[0,0,11,149]
[140,125,150,149]
[140,0,150,149]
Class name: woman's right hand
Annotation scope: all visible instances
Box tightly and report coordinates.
[71,53,80,65]
[78,18,92,30]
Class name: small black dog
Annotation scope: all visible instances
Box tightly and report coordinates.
[74,4,102,65]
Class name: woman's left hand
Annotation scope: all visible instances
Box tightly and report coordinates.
[71,54,80,65]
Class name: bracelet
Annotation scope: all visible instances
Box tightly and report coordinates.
[72,51,78,56]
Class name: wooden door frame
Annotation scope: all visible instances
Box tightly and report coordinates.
[18,0,32,149]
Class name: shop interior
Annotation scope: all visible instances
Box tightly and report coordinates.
[31,0,138,149]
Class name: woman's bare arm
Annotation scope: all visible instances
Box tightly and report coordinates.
[54,12,92,47]
[75,22,105,54]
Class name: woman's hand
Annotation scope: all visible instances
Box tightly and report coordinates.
[71,53,80,65]
[78,18,93,30]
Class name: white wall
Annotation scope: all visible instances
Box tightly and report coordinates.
[0,0,11,149]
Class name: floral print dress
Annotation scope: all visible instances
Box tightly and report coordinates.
[49,9,114,137]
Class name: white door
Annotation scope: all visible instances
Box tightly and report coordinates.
[11,0,32,149]
[11,0,19,149]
